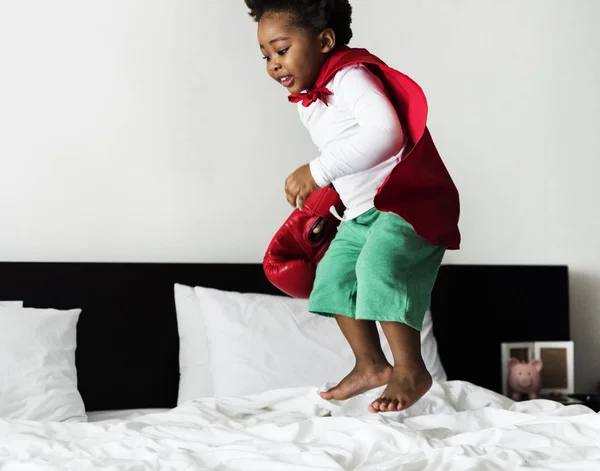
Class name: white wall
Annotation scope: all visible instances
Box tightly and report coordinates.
[0,0,598,391]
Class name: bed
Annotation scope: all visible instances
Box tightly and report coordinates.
[1,262,599,470]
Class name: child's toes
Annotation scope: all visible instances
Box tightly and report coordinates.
[379,398,392,412]
[369,398,383,413]
[398,398,409,411]
[387,399,400,411]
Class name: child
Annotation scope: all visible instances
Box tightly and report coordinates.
[244,0,460,413]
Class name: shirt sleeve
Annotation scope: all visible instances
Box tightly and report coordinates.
[309,65,405,188]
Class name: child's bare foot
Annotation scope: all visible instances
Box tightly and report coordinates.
[320,360,393,401]
[368,362,432,413]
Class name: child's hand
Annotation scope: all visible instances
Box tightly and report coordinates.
[285,164,320,210]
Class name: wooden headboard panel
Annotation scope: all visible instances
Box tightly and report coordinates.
[0,263,569,410]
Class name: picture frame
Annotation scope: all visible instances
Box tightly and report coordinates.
[534,341,574,395]
[500,341,575,397]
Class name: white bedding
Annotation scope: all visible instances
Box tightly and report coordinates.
[86,408,172,423]
[1,381,599,470]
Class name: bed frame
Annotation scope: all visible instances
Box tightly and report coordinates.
[0,262,569,411]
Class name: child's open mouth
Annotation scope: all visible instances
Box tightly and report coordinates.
[279,76,294,88]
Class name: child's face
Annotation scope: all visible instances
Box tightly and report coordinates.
[257,12,333,94]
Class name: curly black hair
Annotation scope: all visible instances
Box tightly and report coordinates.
[245,0,353,46]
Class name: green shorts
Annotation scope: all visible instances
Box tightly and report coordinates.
[308,208,445,331]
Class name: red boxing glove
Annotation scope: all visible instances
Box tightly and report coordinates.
[263,187,345,298]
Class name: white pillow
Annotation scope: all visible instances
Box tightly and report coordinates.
[175,284,446,400]
[0,306,86,422]
[174,284,214,404]
[0,301,23,307]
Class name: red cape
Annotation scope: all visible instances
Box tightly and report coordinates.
[290,47,461,250]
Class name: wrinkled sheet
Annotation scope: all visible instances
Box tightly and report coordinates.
[86,409,171,423]
[1,381,599,470]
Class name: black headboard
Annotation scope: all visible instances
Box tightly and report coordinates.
[0,263,569,410]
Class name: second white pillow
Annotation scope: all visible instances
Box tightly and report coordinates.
[191,286,446,398]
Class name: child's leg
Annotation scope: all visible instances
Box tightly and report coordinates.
[309,211,392,400]
[320,316,392,400]
[354,210,446,413]
[369,321,431,413]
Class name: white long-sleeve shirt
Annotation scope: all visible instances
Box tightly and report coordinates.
[299,64,410,220]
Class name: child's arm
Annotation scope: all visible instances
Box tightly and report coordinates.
[309,65,405,188]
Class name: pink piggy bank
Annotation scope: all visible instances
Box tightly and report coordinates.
[507,358,543,401]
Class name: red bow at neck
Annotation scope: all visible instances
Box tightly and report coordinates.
[288,87,332,107]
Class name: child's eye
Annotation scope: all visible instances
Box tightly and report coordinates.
[277,48,288,56]
[262,56,270,62]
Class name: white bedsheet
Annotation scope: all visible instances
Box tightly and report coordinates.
[1,381,599,470]
[86,408,172,423]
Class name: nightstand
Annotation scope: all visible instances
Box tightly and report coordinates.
[538,394,600,412]
[568,394,600,412]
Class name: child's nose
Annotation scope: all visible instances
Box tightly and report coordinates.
[270,61,281,73]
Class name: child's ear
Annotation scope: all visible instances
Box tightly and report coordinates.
[319,28,336,53]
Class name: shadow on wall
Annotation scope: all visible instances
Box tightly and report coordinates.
[567,269,600,393]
